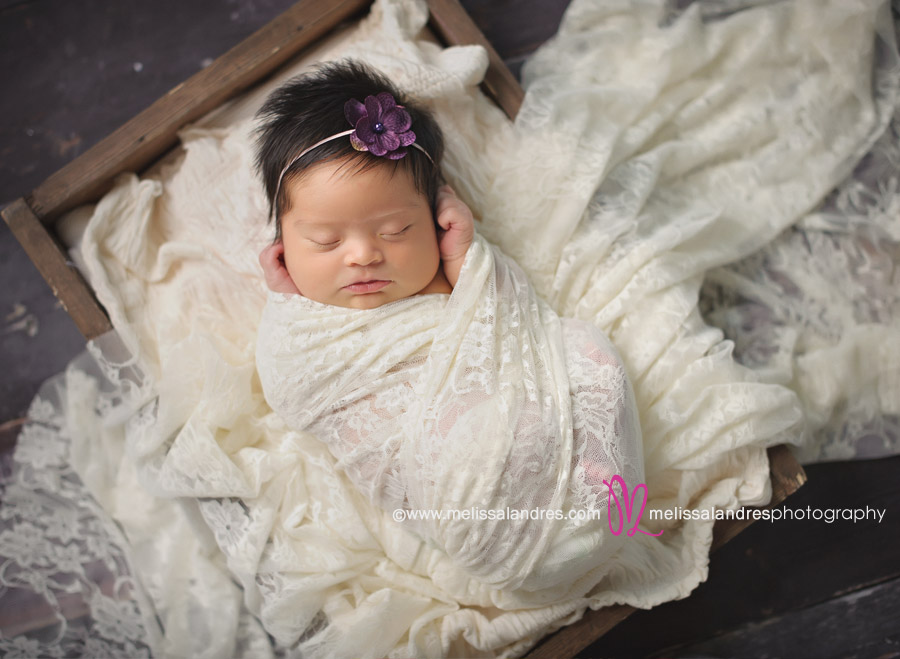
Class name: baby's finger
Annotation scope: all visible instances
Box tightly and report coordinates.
[436,185,459,211]
[259,242,284,268]
[436,200,462,232]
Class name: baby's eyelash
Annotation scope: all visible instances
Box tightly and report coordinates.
[309,238,339,248]
[305,225,410,247]
[383,225,412,237]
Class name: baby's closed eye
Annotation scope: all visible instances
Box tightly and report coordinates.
[305,225,412,247]
[307,237,340,249]
[380,224,412,239]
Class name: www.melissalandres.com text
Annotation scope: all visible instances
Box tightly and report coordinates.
[393,505,886,524]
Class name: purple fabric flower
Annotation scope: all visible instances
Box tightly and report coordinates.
[344,92,416,160]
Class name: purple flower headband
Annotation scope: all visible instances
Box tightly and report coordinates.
[272,91,434,214]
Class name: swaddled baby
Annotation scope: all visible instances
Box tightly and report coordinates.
[255,60,645,593]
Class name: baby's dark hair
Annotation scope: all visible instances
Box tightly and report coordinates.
[255,59,445,241]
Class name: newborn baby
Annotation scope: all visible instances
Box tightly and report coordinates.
[255,60,645,592]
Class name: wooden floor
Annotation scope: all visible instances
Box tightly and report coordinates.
[2,0,899,656]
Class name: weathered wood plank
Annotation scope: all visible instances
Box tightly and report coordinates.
[664,576,900,659]
[426,0,524,119]
[1,199,112,339]
[459,0,570,60]
[27,0,371,224]
[524,445,806,658]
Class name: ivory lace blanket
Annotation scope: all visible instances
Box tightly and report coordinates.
[2,0,899,657]
[256,232,645,593]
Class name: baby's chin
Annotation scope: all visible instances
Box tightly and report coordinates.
[301,288,400,310]
[340,293,395,310]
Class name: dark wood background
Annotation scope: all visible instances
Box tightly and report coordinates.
[1,1,898,656]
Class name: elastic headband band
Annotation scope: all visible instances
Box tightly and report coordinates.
[271,91,434,218]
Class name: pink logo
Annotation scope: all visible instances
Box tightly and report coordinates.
[602,474,664,537]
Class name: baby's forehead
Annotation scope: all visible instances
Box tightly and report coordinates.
[286,155,417,193]
[282,158,430,225]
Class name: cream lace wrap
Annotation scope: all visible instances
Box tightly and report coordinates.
[256,232,644,591]
[2,0,899,657]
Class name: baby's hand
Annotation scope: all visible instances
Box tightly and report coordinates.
[435,185,475,288]
[259,242,301,295]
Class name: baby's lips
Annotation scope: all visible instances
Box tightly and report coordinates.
[344,280,392,294]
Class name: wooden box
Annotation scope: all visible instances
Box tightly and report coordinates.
[1,0,806,655]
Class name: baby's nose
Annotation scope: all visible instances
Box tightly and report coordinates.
[345,239,383,267]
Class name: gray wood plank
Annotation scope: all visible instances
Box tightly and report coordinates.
[660,576,900,659]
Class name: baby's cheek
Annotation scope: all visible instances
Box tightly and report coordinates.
[414,232,441,272]
[282,249,308,293]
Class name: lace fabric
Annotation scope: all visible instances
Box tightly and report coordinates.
[700,92,900,461]
[489,0,900,465]
[1,333,278,659]
[0,342,156,658]
[255,232,645,593]
[2,0,899,656]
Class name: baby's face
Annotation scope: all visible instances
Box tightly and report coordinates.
[280,158,443,309]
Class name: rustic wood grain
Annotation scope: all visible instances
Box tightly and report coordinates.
[666,576,900,659]
[27,0,371,225]
[427,0,525,119]
[523,445,806,658]
[459,0,571,60]
[1,198,112,339]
